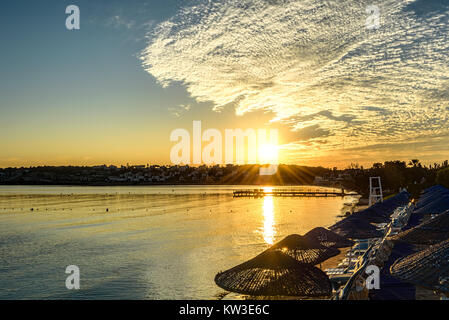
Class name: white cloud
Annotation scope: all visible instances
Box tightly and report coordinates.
[168,104,191,117]
[106,15,135,29]
[141,0,449,160]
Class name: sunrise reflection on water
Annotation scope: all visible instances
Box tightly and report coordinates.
[0,185,357,299]
[262,187,275,245]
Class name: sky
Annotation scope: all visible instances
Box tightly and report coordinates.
[0,0,449,168]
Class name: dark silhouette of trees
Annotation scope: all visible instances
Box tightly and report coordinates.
[436,168,449,189]
[338,159,448,198]
[1,160,449,199]
[408,159,421,168]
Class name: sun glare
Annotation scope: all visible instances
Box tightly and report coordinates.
[258,143,278,164]
[262,195,275,245]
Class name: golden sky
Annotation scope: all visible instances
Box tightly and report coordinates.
[1,0,449,168]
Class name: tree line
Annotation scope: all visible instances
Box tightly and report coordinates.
[342,160,449,198]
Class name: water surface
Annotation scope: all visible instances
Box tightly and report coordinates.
[0,185,357,299]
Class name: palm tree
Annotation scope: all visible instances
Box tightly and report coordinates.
[408,159,420,168]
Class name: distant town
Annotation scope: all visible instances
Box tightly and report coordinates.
[1,160,449,198]
[0,164,324,186]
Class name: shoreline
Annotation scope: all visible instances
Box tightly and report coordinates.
[0,182,353,188]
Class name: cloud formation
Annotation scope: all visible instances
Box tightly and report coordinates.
[168,104,191,118]
[106,15,135,29]
[141,0,449,163]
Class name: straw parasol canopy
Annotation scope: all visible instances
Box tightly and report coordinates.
[214,250,332,297]
[413,195,449,215]
[415,189,449,209]
[390,239,449,294]
[389,210,449,245]
[329,217,383,239]
[304,227,354,248]
[268,234,340,265]
[349,208,390,223]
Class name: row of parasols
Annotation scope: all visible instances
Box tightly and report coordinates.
[214,227,354,297]
[387,185,449,296]
[215,188,449,298]
[335,185,449,299]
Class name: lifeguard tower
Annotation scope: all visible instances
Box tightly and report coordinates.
[369,177,383,206]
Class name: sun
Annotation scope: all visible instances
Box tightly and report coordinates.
[258,143,279,164]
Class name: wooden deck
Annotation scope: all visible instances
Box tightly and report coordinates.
[233,188,356,198]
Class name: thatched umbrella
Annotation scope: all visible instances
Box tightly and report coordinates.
[214,250,332,297]
[413,195,449,215]
[269,234,340,265]
[329,217,383,239]
[349,208,390,223]
[415,189,449,209]
[337,192,409,225]
[367,191,410,217]
[369,242,418,300]
[304,227,354,248]
[421,185,448,196]
[389,210,449,246]
[390,239,449,294]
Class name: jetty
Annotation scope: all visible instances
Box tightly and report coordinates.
[233,188,357,198]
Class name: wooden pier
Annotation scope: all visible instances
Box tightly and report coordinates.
[233,188,356,198]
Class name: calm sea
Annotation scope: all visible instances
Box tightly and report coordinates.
[0,185,358,299]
